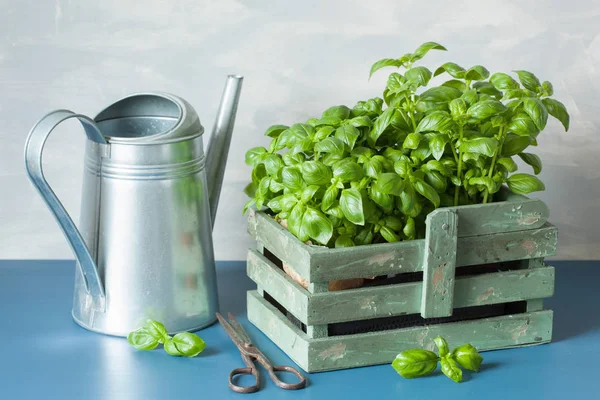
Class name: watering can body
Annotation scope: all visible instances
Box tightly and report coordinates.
[24,77,242,336]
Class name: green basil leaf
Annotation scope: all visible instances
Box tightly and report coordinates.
[266,196,283,213]
[467,99,507,121]
[424,160,451,176]
[288,203,307,241]
[128,328,160,350]
[335,235,354,248]
[489,72,520,90]
[375,173,405,196]
[433,62,465,79]
[429,135,449,160]
[507,173,545,194]
[394,160,411,176]
[461,89,479,106]
[391,349,439,379]
[143,320,170,343]
[518,153,542,174]
[542,98,570,131]
[542,81,554,96]
[459,137,499,157]
[348,115,373,128]
[405,66,432,87]
[514,70,541,92]
[451,344,483,372]
[386,72,407,93]
[416,111,454,133]
[449,98,467,119]
[364,157,383,178]
[335,125,361,150]
[315,116,342,127]
[281,166,303,191]
[305,118,319,126]
[353,97,383,118]
[315,137,346,155]
[302,207,333,245]
[465,65,490,81]
[168,332,206,357]
[263,154,284,176]
[507,112,539,137]
[472,81,503,99]
[411,41,447,61]
[290,123,314,140]
[321,185,339,212]
[333,160,364,182]
[403,216,416,239]
[300,161,332,186]
[164,338,184,356]
[433,336,449,357]
[425,171,447,192]
[368,106,397,146]
[523,98,548,131]
[370,186,393,212]
[340,188,365,225]
[413,179,440,207]
[325,205,344,219]
[265,124,289,138]
[441,356,463,383]
[469,176,495,192]
[380,225,400,242]
[497,157,518,173]
[245,147,267,167]
[282,152,305,166]
[369,58,403,78]
[441,79,467,92]
[402,132,422,149]
[322,105,351,120]
[314,126,335,141]
[419,86,463,103]
[502,134,533,156]
[301,185,320,203]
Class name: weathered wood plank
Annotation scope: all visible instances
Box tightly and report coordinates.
[247,209,312,280]
[246,249,309,322]
[307,267,555,324]
[306,309,553,372]
[421,209,458,318]
[248,291,553,373]
[247,291,310,371]
[307,223,557,281]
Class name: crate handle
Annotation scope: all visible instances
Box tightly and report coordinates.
[420,208,458,318]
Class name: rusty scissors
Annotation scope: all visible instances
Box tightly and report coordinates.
[216,312,307,393]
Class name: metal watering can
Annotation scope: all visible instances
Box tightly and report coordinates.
[24,75,243,336]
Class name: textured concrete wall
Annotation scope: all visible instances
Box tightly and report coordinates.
[1,0,598,260]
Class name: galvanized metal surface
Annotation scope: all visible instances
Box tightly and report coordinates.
[23,82,242,336]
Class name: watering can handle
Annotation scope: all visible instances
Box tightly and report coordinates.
[24,110,107,310]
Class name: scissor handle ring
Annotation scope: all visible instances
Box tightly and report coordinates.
[229,367,260,394]
[267,365,307,390]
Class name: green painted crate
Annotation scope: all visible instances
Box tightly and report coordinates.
[246,189,557,372]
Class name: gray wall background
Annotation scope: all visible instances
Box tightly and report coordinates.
[1,0,599,261]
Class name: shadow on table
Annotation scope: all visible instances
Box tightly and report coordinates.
[546,261,600,342]
[216,261,255,317]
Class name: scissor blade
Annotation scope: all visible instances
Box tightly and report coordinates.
[216,312,245,348]
[227,312,253,345]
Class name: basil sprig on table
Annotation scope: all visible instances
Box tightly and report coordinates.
[392,336,483,383]
[128,319,206,357]
[243,41,570,248]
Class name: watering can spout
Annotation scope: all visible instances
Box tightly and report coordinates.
[205,75,243,228]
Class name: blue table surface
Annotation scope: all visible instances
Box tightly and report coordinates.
[1,260,599,399]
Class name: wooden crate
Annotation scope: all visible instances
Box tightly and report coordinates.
[246,190,557,372]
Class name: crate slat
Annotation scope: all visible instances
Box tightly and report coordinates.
[247,248,555,324]
[307,223,557,282]
[248,291,553,373]
[421,209,458,318]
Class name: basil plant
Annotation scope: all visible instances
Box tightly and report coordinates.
[243,42,570,248]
